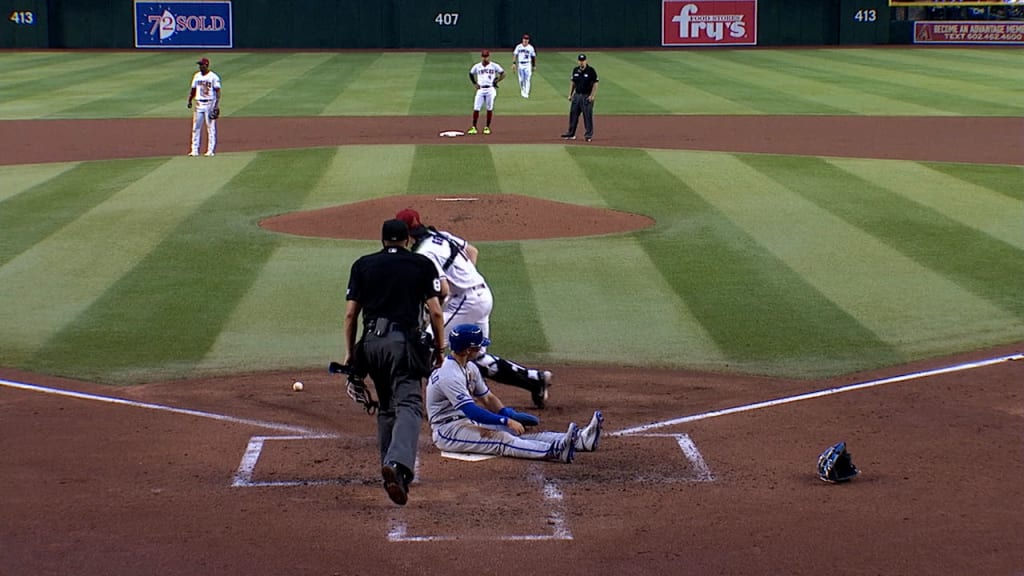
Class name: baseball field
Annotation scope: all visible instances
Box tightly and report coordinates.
[1,47,1022,575]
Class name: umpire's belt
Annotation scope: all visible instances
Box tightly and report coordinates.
[434,414,465,426]
[364,318,411,338]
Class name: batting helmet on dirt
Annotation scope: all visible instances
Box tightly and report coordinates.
[449,323,490,353]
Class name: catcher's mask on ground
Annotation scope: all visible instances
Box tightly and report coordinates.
[449,323,490,353]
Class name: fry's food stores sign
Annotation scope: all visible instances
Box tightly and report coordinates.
[662,0,757,46]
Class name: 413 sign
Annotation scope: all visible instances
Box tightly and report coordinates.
[9,10,36,24]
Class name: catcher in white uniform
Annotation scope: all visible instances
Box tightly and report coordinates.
[467,50,505,135]
[397,208,553,408]
[427,323,603,462]
[512,34,536,98]
[187,57,221,157]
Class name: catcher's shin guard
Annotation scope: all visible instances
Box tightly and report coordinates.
[473,353,544,392]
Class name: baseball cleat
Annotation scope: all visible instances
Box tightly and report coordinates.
[585,136,593,142]
[576,410,604,452]
[483,126,491,135]
[467,126,478,135]
[550,423,578,463]
[188,152,199,157]
[532,370,552,409]
[204,151,215,156]
[560,133,576,140]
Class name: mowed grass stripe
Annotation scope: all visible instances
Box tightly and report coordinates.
[0,156,248,362]
[326,53,425,116]
[32,149,335,381]
[683,153,1010,356]
[670,51,846,115]
[826,158,1024,251]
[0,159,167,267]
[409,53,480,116]
[0,162,76,202]
[0,52,161,103]
[522,236,726,368]
[490,144,607,206]
[925,163,1024,202]
[574,147,895,376]
[198,241,359,373]
[309,145,417,206]
[828,48,1024,96]
[409,145,497,194]
[739,50,994,116]
[479,243,551,358]
[230,53,349,117]
[609,52,761,114]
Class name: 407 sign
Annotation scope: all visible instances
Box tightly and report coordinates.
[9,10,36,24]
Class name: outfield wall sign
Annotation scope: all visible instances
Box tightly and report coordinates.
[134,1,233,48]
[662,0,757,46]
[914,20,1024,44]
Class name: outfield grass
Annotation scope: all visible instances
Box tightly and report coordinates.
[0,48,1021,383]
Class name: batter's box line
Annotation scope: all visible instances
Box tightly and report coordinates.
[387,466,572,542]
[232,434,344,487]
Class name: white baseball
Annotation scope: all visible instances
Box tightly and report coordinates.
[292,381,304,392]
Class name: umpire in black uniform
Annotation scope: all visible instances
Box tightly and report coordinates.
[561,53,599,142]
[343,219,446,506]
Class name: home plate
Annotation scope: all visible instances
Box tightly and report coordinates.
[439,130,465,137]
[441,451,497,462]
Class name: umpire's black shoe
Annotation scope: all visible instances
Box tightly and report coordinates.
[382,461,410,506]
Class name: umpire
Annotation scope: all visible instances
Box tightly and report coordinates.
[343,218,446,506]
[561,53,599,142]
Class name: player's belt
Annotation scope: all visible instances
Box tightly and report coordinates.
[197,99,212,102]
[434,415,465,425]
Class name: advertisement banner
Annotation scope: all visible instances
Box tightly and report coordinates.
[662,0,757,46]
[914,20,1024,44]
[134,1,233,48]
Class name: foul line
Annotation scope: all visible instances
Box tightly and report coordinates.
[0,378,320,436]
[612,353,1022,437]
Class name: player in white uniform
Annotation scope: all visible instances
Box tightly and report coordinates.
[397,208,554,408]
[512,34,536,98]
[467,50,505,135]
[187,57,221,157]
[427,324,603,462]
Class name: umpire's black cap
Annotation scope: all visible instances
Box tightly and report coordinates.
[577,53,587,61]
[381,219,409,242]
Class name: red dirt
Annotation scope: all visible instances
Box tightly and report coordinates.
[1,113,1022,576]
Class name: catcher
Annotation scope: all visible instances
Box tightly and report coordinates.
[187,57,221,157]
[817,441,859,483]
[426,323,604,463]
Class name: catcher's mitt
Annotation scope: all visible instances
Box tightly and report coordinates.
[209,107,220,120]
[817,441,859,483]
[328,361,378,415]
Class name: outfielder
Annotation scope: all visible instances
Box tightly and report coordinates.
[427,324,604,463]
[512,34,536,98]
[467,50,505,135]
[187,57,221,157]
[396,208,553,408]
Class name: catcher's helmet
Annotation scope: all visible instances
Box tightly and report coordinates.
[817,441,859,483]
[449,323,490,353]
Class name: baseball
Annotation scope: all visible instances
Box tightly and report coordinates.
[292,381,304,392]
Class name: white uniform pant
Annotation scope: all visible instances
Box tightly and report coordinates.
[517,65,532,98]
[473,87,497,111]
[432,419,565,459]
[444,284,493,352]
[191,105,217,155]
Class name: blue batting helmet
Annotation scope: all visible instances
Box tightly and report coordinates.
[449,323,490,353]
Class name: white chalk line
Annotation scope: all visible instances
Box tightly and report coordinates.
[611,353,1022,437]
[388,465,572,542]
[0,378,320,435]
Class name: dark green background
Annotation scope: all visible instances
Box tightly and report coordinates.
[6,0,896,49]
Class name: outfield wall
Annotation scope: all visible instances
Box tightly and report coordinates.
[3,0,893,49]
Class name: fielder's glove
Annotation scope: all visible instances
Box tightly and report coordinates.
[209,107,220,120]
[499,407,539,427]
[346,375,378,415]
[817,441,859,483]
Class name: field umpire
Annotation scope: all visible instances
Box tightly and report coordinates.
[561,53,599,142]
[343,219,446,506]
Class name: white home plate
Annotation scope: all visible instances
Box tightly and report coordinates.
[441,451,497,462]
[439,130,465,137]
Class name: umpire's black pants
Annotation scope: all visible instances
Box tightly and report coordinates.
[362,330,422,479]
[567,93,594,139]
